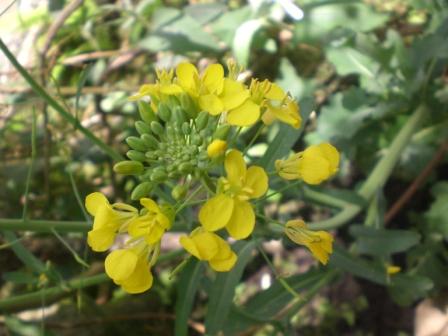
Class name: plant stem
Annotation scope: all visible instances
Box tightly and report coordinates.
[0,219,90,233]
[0,38,123,162]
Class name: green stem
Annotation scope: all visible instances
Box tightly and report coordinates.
[308,104,428,230]
[0,249,184,313]
[302,187,351,209]
[0,219,90,233]
[0,38,123,162]
[243,123,265,155]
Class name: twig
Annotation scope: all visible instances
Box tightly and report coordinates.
[61,49,140,66]
[0,86,139,95]
[384,140,448,224]
[40,0,84,57]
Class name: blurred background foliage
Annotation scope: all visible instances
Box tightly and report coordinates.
[0,0,448,335]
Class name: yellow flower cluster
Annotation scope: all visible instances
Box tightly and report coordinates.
[86,193,170,293]
[85,61,341,294]
[130,62,301,128]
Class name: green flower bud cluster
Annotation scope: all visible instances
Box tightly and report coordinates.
[114,97,229,200]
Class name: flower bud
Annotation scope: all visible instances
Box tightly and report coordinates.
[135,121,151,135]
[150,169,168,182]
[150,121,165,137]
[127,150,146,162]
[207,140,227,158]
[138,101,157,124]
[126,136,147,152]
[141,134,159,149]
[158,103,172,122]
[195,111,209,131]
[113,161,144,175]
[213,125,230,140]
[179,162,193,173]
[182,122,191,135]
[171,184,188,200]
[131,181,154,200]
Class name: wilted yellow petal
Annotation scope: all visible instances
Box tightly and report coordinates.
[85,192,109,216]
[245,166,268,198]
[227,99,260,126]
[226,200,255,239]
[199,194,234,232]
[387,265,401,275]
[105,249,138,282]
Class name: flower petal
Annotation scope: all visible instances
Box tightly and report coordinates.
[176,62,198,92]
[245,166,268,198]
[202,64,224,94]
[318,143,340,174]
[199,94,224,115]
[85,192,109,216]
[118,258,153,294]
[87,227,116,252]
[220,79,249,110]
[105,249,138,282]
[140,198,160,213]
[225,150,246,187]
[226,200,255,239]
[209,251,237,272]
[227,99,260,126]
[199,194,234,232]
[180,231,219,260]
[265,83,286,100]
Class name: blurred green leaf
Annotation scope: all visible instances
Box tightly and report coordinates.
[232,19,266,67]
[424,181,448,237]
[388,274,433,306]
[184,3,226,24]
[2,271,38,285]
[205,240,256,335]
[329,246,387,285]
[175,259,204,336]
[210,7,252,46]
[350,226,421,257]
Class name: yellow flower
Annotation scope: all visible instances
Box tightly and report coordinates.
[249,79,301,129]
[105,247,154,294]
[128,68,183,110]
[179,228,237,272]
[199,150,268,239]
[176,62,258,126]
[85,192,138,252]
[207,139,227,158]
[275,143,340,185]
[285,220,333,265]
[128,198,171,245]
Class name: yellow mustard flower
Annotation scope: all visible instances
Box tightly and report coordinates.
[105,246,154,294]
[249,79,301,129]
[85,192,138,252]
[199,150,268,239]
[176,62,258,126]
[285,220,334,265]
[127,198,171,245]
[180,228,237,272]
[207,139,227,158]
[275,143,340,185]
[128,68,183,109]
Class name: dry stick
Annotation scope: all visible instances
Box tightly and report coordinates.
[384,140,448,225]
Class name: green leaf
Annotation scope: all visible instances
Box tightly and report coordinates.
[258,97,314,170]
[205,240,256,335]
[141,10,223,53]
[2,271,38,285]
[326,47,378,78]
[210,7,252,46]
[175,259,204,336]
[424,182,448,237]
[388,274,433,306]
[329,246,387,285]
[350,226,421,257]
[184,3,226,25]
[232,18,266,67]
[224,268,331,334]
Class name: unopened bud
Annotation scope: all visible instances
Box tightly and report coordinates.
[213,125,230,140]
[113,161,144,175]
[126,136,147,152]
[127,150,146,162]
[138,101,157,124]
[195,111,209,130]
[150,121,165,136]
[207,140,227,158]
[158,103,172,122]
[135,121,151,135]
[141,134,159,149]
[131,181,154,200]
[171,185,188,200]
